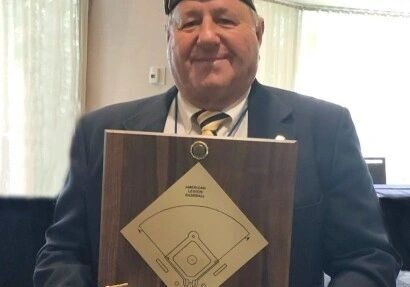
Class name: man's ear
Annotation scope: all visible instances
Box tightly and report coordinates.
[256,17,264,46]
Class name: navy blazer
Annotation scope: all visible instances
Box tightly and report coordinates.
[34,81,400,287]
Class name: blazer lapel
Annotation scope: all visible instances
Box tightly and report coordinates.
[248,81,295,140]
[122,86,177,132]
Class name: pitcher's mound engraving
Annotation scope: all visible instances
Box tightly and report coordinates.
[121,163,268,287]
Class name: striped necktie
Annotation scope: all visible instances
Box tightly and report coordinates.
[194,110,231,136]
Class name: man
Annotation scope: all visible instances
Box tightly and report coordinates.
[34,0,401,286]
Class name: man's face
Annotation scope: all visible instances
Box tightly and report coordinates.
[167,0,264,110]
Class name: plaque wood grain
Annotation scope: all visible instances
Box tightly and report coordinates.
[99,131,297,287]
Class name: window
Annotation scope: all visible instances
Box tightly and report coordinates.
[256,1,410,184]
[0,0,87,197]
[295,11,410,184]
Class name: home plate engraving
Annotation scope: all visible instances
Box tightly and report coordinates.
[121,163,268,287]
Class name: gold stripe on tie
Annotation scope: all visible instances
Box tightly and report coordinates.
[194,110,231,136]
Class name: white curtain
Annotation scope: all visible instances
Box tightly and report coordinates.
[255,0,301,90]
[0,0,87,197]
[295,11,410,184]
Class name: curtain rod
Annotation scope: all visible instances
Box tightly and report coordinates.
[265,0,410,18]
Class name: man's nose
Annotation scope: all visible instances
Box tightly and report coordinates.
[196,19,220,48]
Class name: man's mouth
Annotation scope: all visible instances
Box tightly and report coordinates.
[192,57,228,63]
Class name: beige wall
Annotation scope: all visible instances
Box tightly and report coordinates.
[86,1,174,112]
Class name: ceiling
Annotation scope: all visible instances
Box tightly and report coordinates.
[289,0,410,13]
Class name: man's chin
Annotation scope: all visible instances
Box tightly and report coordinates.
[192,85,230,99]
[192,77,232,91]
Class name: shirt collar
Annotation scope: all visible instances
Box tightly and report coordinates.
[177,93,200,134]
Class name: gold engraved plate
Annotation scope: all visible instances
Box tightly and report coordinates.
[190,141,209,160]
[121,163,268,287]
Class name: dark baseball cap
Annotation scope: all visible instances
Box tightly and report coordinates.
[164,0,256,15]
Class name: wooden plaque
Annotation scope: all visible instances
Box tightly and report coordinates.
[99,130,297,287]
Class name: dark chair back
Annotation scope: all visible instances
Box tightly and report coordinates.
[0,197,55,287]
[365,157,386,184]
